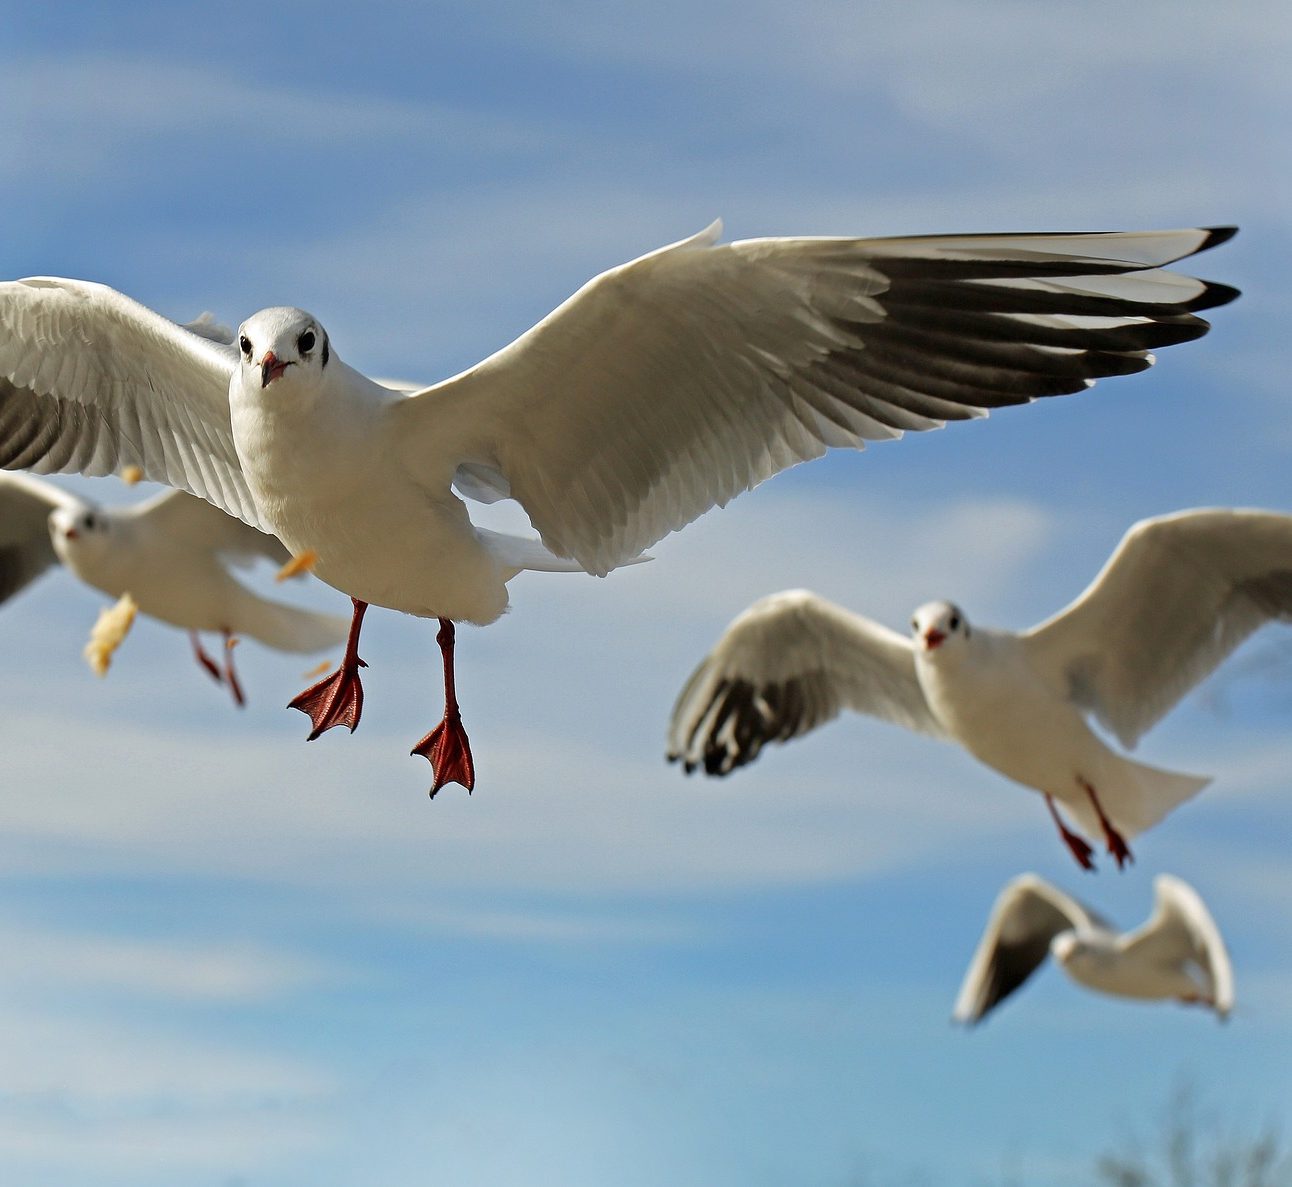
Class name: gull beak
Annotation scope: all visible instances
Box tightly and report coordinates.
[260,351,290,387]
[63,526,79,541]
[923,628,946,651]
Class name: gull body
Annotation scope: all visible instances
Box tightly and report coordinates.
[0,222,1239,790]
[0,472,348,699]
[952,873,1233,1023]
[668,508,1292,867]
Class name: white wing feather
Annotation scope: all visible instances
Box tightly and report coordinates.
[666,589,941,776]
[0,278,259,526]
[952,873,1109,1024]
[394,224,1236,575]
[0,471,87,602]
[1023,508,1292,748]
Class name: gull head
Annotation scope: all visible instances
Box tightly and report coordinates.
[910,600,970,654]
[49,505,111,567]
[237,307,330,393]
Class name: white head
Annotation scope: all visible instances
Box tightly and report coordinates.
[910,599,970,655]
[236,307,331,395]
[48,504,113,571]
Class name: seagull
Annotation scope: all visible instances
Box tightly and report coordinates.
[952,872,1234,1023]
[667,508,1292,869]
[0,223,1238,795]
[0,472,348,704]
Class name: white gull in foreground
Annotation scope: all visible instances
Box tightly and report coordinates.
[0,473,347,704]
[952,873,1233,1023]
[0,223,1238,794]
[668,508,1292,868]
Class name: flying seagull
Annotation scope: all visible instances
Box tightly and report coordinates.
[667,507,1292,869]
[952,872,1233,1023]
[0,472,348,704]
[0,222,1238,795]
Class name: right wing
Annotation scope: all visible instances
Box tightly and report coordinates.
[952,873,1108,1025]
[666,589,942,776]
[0,277,261,526]
[0,471,84,604]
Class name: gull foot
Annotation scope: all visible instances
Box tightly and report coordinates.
[411,710,475,798]
[1046,794,1097,872]
[1078,776,1134,870]
[288,658,368,740]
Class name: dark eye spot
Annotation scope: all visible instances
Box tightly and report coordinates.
[298,330,316,354]
[239,334,252,358]
[949,614,960,631]
[83,512,98,531]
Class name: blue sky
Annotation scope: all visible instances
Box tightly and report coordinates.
[3,2,1291,1184]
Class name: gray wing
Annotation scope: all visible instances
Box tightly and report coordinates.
[1023,509,1292,749]
[124,488,291,568]
[953,874,1109,1025]
[0,277,261,527]
[0,472,85,604]
[666,589,941,776]
[397,224,1238,576]
[1119,874,1235,1016]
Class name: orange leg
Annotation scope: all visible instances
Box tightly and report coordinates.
[288,598,368,738]
[1046,795,1096,871]
[411,618,476,798]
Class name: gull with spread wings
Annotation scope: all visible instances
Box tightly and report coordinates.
[0,473,348,704]
[0,222,1237,794]
[952,873,1233,1023]
[668,508,1292,868]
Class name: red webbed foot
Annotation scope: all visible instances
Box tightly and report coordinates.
[411,709,476,798]
[289,657,368,738]
[1046,794,1098,872]
[1078,777,1135,870]
[288,598,369,740]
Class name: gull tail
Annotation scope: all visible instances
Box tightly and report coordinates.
[478,528,651,576]
[227,589,351,654]
[1096,756,1212,839]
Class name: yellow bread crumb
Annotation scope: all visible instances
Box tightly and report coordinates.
[276,549,319,582]
[121,465,144,486]
[84,593,139,677]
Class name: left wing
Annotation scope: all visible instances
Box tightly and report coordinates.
[394,223,1238,576]
[1023,509,1292,748]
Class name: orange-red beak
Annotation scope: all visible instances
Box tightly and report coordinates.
[63,526,79,541]
[260,351,290,387]
[923,628,946,651]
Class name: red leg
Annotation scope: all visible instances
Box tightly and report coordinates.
[222,631,245,708]
[190,631,224,685]
[411,617,476,797]
[288,598,368,739]
[1046,795,1096,871]
[1078,776,1133,869]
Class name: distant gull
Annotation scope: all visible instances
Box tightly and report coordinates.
[0,223,1237,794]
[0,472,347,705]
[668,508,1292,869]
[952,872,1233,1023]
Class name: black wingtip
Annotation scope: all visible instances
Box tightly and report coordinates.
[1197,226,1239,252]
[1185,280,1242,312]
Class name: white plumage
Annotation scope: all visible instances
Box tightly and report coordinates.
[0,222,1238,790]
[952,873,1234,1023]
[668,508,1292,868]
[0,472,347,702]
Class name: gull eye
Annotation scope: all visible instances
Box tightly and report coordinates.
[948,613,961,631]
[83,512,98,531]
[910,618,918,631]
[239,334,252,358]
[298,329,316,354]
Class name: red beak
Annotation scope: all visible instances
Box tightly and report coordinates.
[260,351,290,387]
[63,526,79,541]
[923,629,946,650]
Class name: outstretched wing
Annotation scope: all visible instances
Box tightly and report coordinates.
[666,589,941,776]
[1118,874,1235,1017]
[0,277,260,526]
[953,873,1108,1025]
[1023,508,1292,748]
[0,471,85,604]
[396,223,1237,575]
[123,488,291,568]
